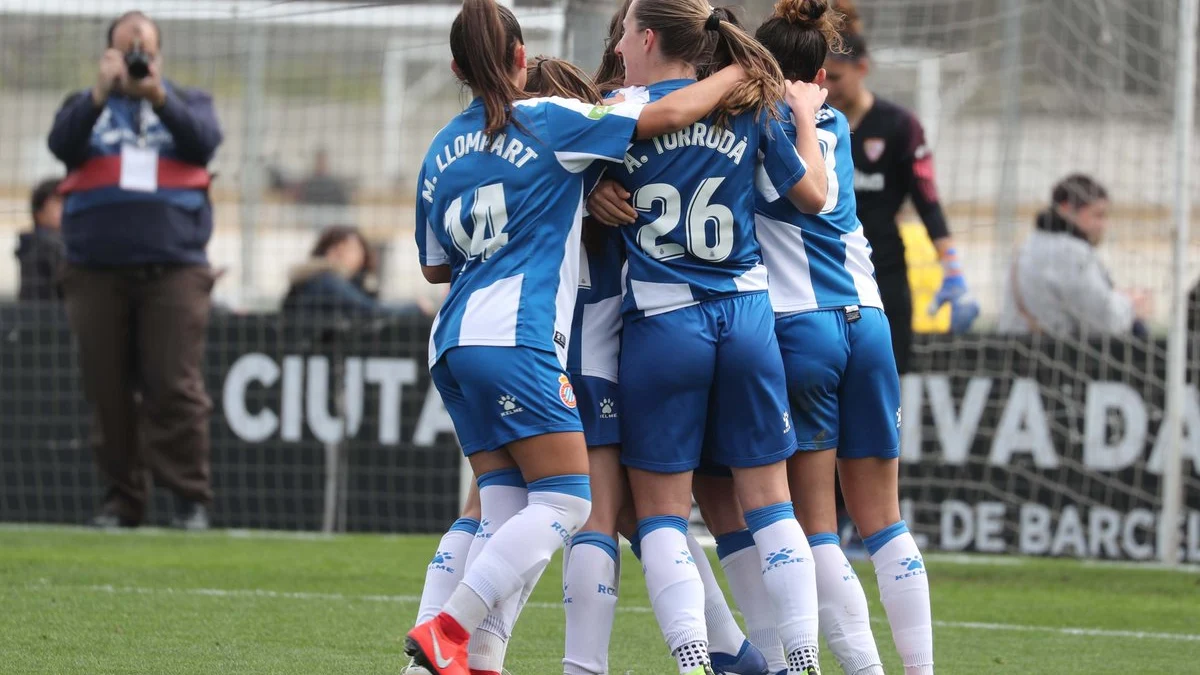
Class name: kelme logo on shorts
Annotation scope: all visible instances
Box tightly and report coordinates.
[599,398,617,420]
[586,105,614,120]
[498,395,525,417]
[558,374,577,409]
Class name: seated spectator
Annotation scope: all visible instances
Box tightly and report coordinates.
[283,225,429,318]
[295,148,352,206]
[15,178,65,301]
[999,174,1150,338]
[267,148,352,206]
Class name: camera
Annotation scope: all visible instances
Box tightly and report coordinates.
[124,48,151,80]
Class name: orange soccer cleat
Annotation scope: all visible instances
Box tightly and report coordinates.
[404,614,471,675]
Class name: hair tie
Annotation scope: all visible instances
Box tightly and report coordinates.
[705,11,721,32]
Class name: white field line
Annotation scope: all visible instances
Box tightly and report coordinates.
[7,524,1199,572]
[18,582,1200,644]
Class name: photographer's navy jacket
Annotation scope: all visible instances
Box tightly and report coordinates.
[47,81,222,266]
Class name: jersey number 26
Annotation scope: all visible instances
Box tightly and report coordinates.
[634,177,734,263]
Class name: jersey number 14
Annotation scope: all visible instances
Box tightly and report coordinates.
[445,183,510,262]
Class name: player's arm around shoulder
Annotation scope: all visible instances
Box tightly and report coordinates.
[633,64,746,139]
[782,81,830,214]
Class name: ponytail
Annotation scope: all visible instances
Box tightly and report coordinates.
[706,7,785,127]
[631,0,784,127]
[449,0,526,135]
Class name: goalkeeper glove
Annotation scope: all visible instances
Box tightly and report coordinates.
[928,250,980,334]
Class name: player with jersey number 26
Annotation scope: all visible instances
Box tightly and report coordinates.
[405,2,756,674]
[589,0,833,673]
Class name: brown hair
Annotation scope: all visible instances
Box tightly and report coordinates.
[756,0,845,83]
[449,0,526,135]
[526,56,602,103]
[832,0,863,34]
[594,0,634,93]
[30,177,62,221]
[311,225,377,276]
[631,0,785,126]
[1052,174,1109,210]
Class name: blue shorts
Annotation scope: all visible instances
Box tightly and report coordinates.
[619,292,797,473]
[431,346,583,455]
[775,307,901,459]
[570,374,621,448]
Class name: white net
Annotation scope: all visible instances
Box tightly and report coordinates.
[841,0,1200,560]
[0,0,1196,554]
[0,0,578,531]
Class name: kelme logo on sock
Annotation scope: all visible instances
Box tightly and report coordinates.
[428,550,456,574]
[894,555,927,581]
[763,548,807,572]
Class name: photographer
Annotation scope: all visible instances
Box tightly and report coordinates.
[47,11,223,530]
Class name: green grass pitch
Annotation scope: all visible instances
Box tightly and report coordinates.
[1,526,1198,674]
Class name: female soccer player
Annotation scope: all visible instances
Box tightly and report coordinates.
[404,2,752,674]
[532,48,768,674]
[602,1,831,673]
[526,55,630,675]
[753,1,934,673]
[820,17,977,373]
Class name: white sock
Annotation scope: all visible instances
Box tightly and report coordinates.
[461,468,528,668]
[717,529,786,672]
[415,517,480,625]
[864,522,933,675]
[563,531,621,675]
[808,533,884,675]
[687,532,745,656]
[465,469,529,571]
[447,475,591,635]
[744,503,820,672]
[472,559,549,673]
[639,516,708,673]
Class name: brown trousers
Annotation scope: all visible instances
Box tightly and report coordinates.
[62,264,215,522]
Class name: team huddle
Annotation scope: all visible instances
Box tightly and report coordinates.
[404,1,933,674]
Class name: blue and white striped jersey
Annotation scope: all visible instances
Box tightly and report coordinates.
[566,222,624,383]
[562,86,648,384]
[415,96,644,367]
[611,79,808,318]
[755,105,882,313]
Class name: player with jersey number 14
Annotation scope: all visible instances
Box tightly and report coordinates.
[403,2,755,674]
